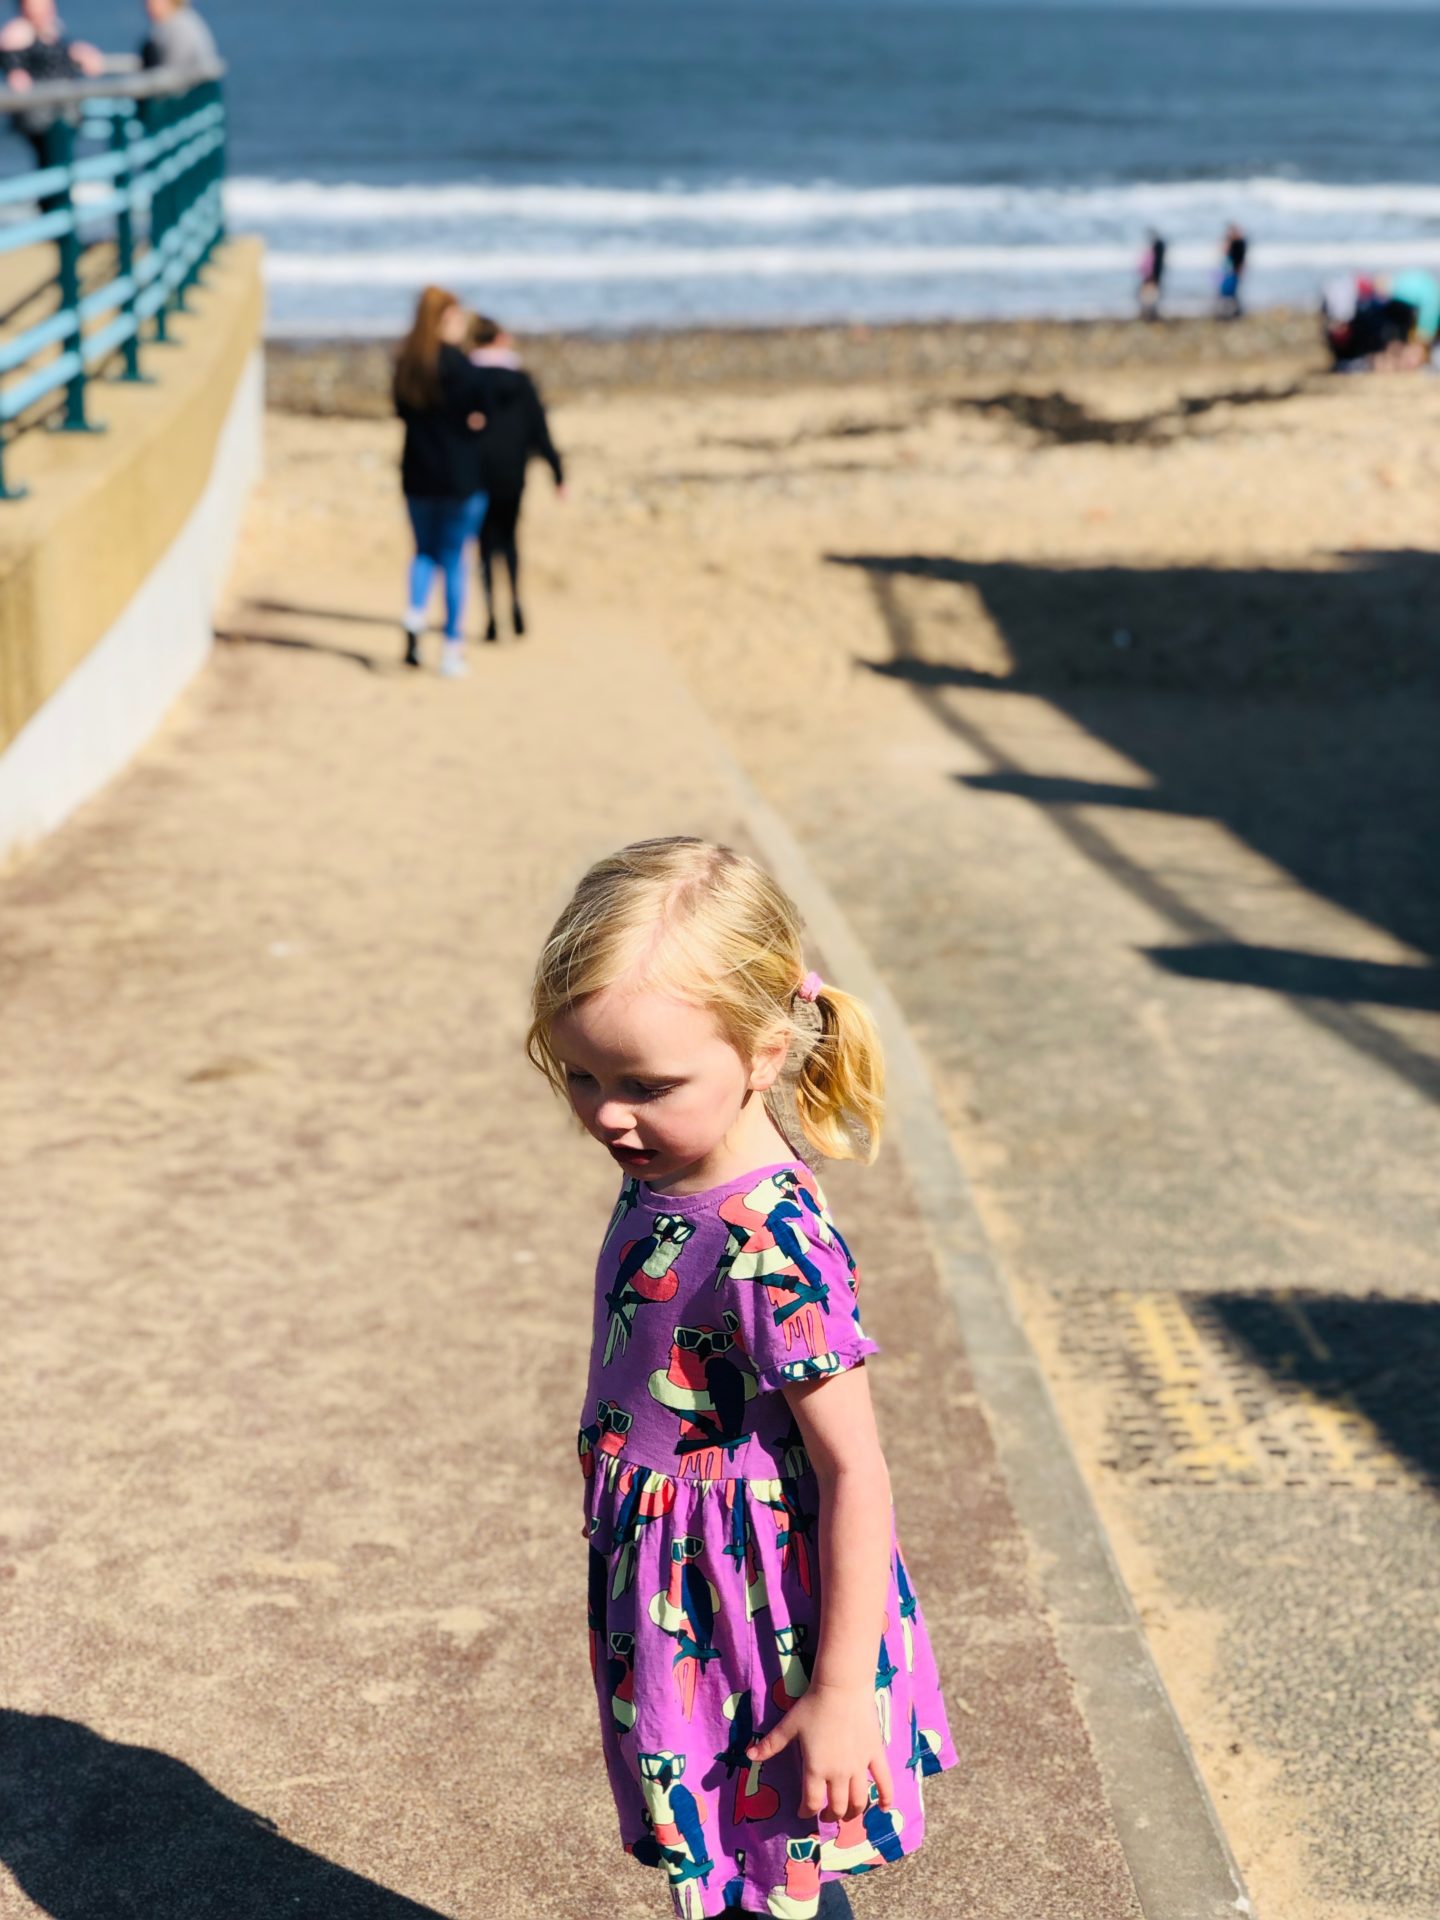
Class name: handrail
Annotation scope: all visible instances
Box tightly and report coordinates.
[0,61,225,116]
[0,69,228,497]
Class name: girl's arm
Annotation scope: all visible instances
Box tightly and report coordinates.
[745,1363,895,1823]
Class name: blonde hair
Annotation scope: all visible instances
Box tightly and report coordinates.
[527,837,884,1163]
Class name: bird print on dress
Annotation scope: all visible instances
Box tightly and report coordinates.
[605,1213,697,1362]
[647,1311,760,1478]
[577,1163,958,1919]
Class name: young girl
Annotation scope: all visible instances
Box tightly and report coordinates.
[528,838,958,1920]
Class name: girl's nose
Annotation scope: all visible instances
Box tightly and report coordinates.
[595,1098,637,1134]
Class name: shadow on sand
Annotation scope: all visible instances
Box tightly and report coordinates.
[829,548,1440,1101]
[215,628,382,674]
[0,1712,454,1920]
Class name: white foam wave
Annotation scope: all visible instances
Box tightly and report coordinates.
[265,238,1440,288]
[231,174,1440,229]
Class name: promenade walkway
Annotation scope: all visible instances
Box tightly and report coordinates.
[0,417,1164,1918]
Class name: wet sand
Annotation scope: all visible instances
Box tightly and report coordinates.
[265,309,1325,414]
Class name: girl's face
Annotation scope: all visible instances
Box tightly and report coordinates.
[551,984,787,1192]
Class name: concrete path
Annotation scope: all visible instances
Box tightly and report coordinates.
[0,427,1178,1918]
[706,540,1440,1920]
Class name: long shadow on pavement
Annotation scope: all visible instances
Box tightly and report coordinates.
[1201,1293,1440,1494]
[829,548,1440,1100]
[215,628,382,674]
[0,1712,454,1920]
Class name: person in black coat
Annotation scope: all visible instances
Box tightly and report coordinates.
[394,286,496,676]
[466,316,564,642]
[0,0,105,170]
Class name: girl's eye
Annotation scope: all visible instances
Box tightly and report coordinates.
[628,1082,675,1102]
[565,1069,595,1088]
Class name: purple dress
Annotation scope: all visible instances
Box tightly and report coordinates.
[578,1160,958,1918]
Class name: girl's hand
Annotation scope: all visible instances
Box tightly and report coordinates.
[746,1681,894,1823]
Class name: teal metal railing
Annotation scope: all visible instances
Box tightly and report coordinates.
[0,65,227,498]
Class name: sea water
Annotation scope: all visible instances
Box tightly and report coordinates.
[55,0,1440,336]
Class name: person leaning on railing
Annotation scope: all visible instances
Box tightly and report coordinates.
[0,0,104,165]
[140,0,217,80]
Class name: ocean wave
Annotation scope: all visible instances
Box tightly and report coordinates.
[230,175,1440,230]
[265,238,1440,288]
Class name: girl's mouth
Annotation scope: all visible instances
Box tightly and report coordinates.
[609,1145,657,1169]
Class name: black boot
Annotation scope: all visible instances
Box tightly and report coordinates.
[512,602,526,638]
[484,613,498,643]
[402,628,421,669]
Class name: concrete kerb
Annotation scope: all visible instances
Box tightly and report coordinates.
[625,633,1254,1920]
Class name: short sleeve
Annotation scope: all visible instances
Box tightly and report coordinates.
[715,1167,880,1392]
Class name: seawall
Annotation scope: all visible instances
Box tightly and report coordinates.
[0,236,264,860]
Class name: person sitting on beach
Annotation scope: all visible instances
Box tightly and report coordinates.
[465,314,564,644]
[1323,274,1428,373]
[393,286,495,678]
[140,0,218,79]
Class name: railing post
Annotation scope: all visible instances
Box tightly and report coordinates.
[214,79,227,248]
[197,79,221,272]
[42,117,92,433]
[170,91,192,313]
[180,85,201,297]
[111,105,143,382]
[140,92,170,342]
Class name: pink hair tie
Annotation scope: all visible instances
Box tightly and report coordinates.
[797,970,824,1003]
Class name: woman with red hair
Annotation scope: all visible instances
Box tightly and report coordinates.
[393,286,493,677]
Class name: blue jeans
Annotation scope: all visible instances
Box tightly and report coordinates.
[406,493,487,640]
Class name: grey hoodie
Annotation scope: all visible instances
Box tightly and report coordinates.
[141,7,218,79]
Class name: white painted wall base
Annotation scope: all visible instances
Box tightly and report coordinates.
[0,346,264,862]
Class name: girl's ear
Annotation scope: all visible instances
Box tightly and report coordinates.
[748,1028,790,1094]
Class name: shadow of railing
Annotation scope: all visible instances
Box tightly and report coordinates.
[0,1712,455,1919]
[829,548,1440,1100]
[1199,1293,1440,1493]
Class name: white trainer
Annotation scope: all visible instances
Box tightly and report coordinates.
[439,641,469,680]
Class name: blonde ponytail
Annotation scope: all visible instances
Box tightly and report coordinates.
[527,837,886,1164]
[791,982,885,1164]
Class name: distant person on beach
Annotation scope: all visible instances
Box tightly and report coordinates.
[1323,271,1436,372]
[1217,223,1248,319]
[140,0,218,79]
[1137,229,1166,322]
[393,285,494,678]
[465,315,564,642]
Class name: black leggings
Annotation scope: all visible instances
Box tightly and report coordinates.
[479,489,523,608]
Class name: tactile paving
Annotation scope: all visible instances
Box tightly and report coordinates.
[1061,1290,1440,1492]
